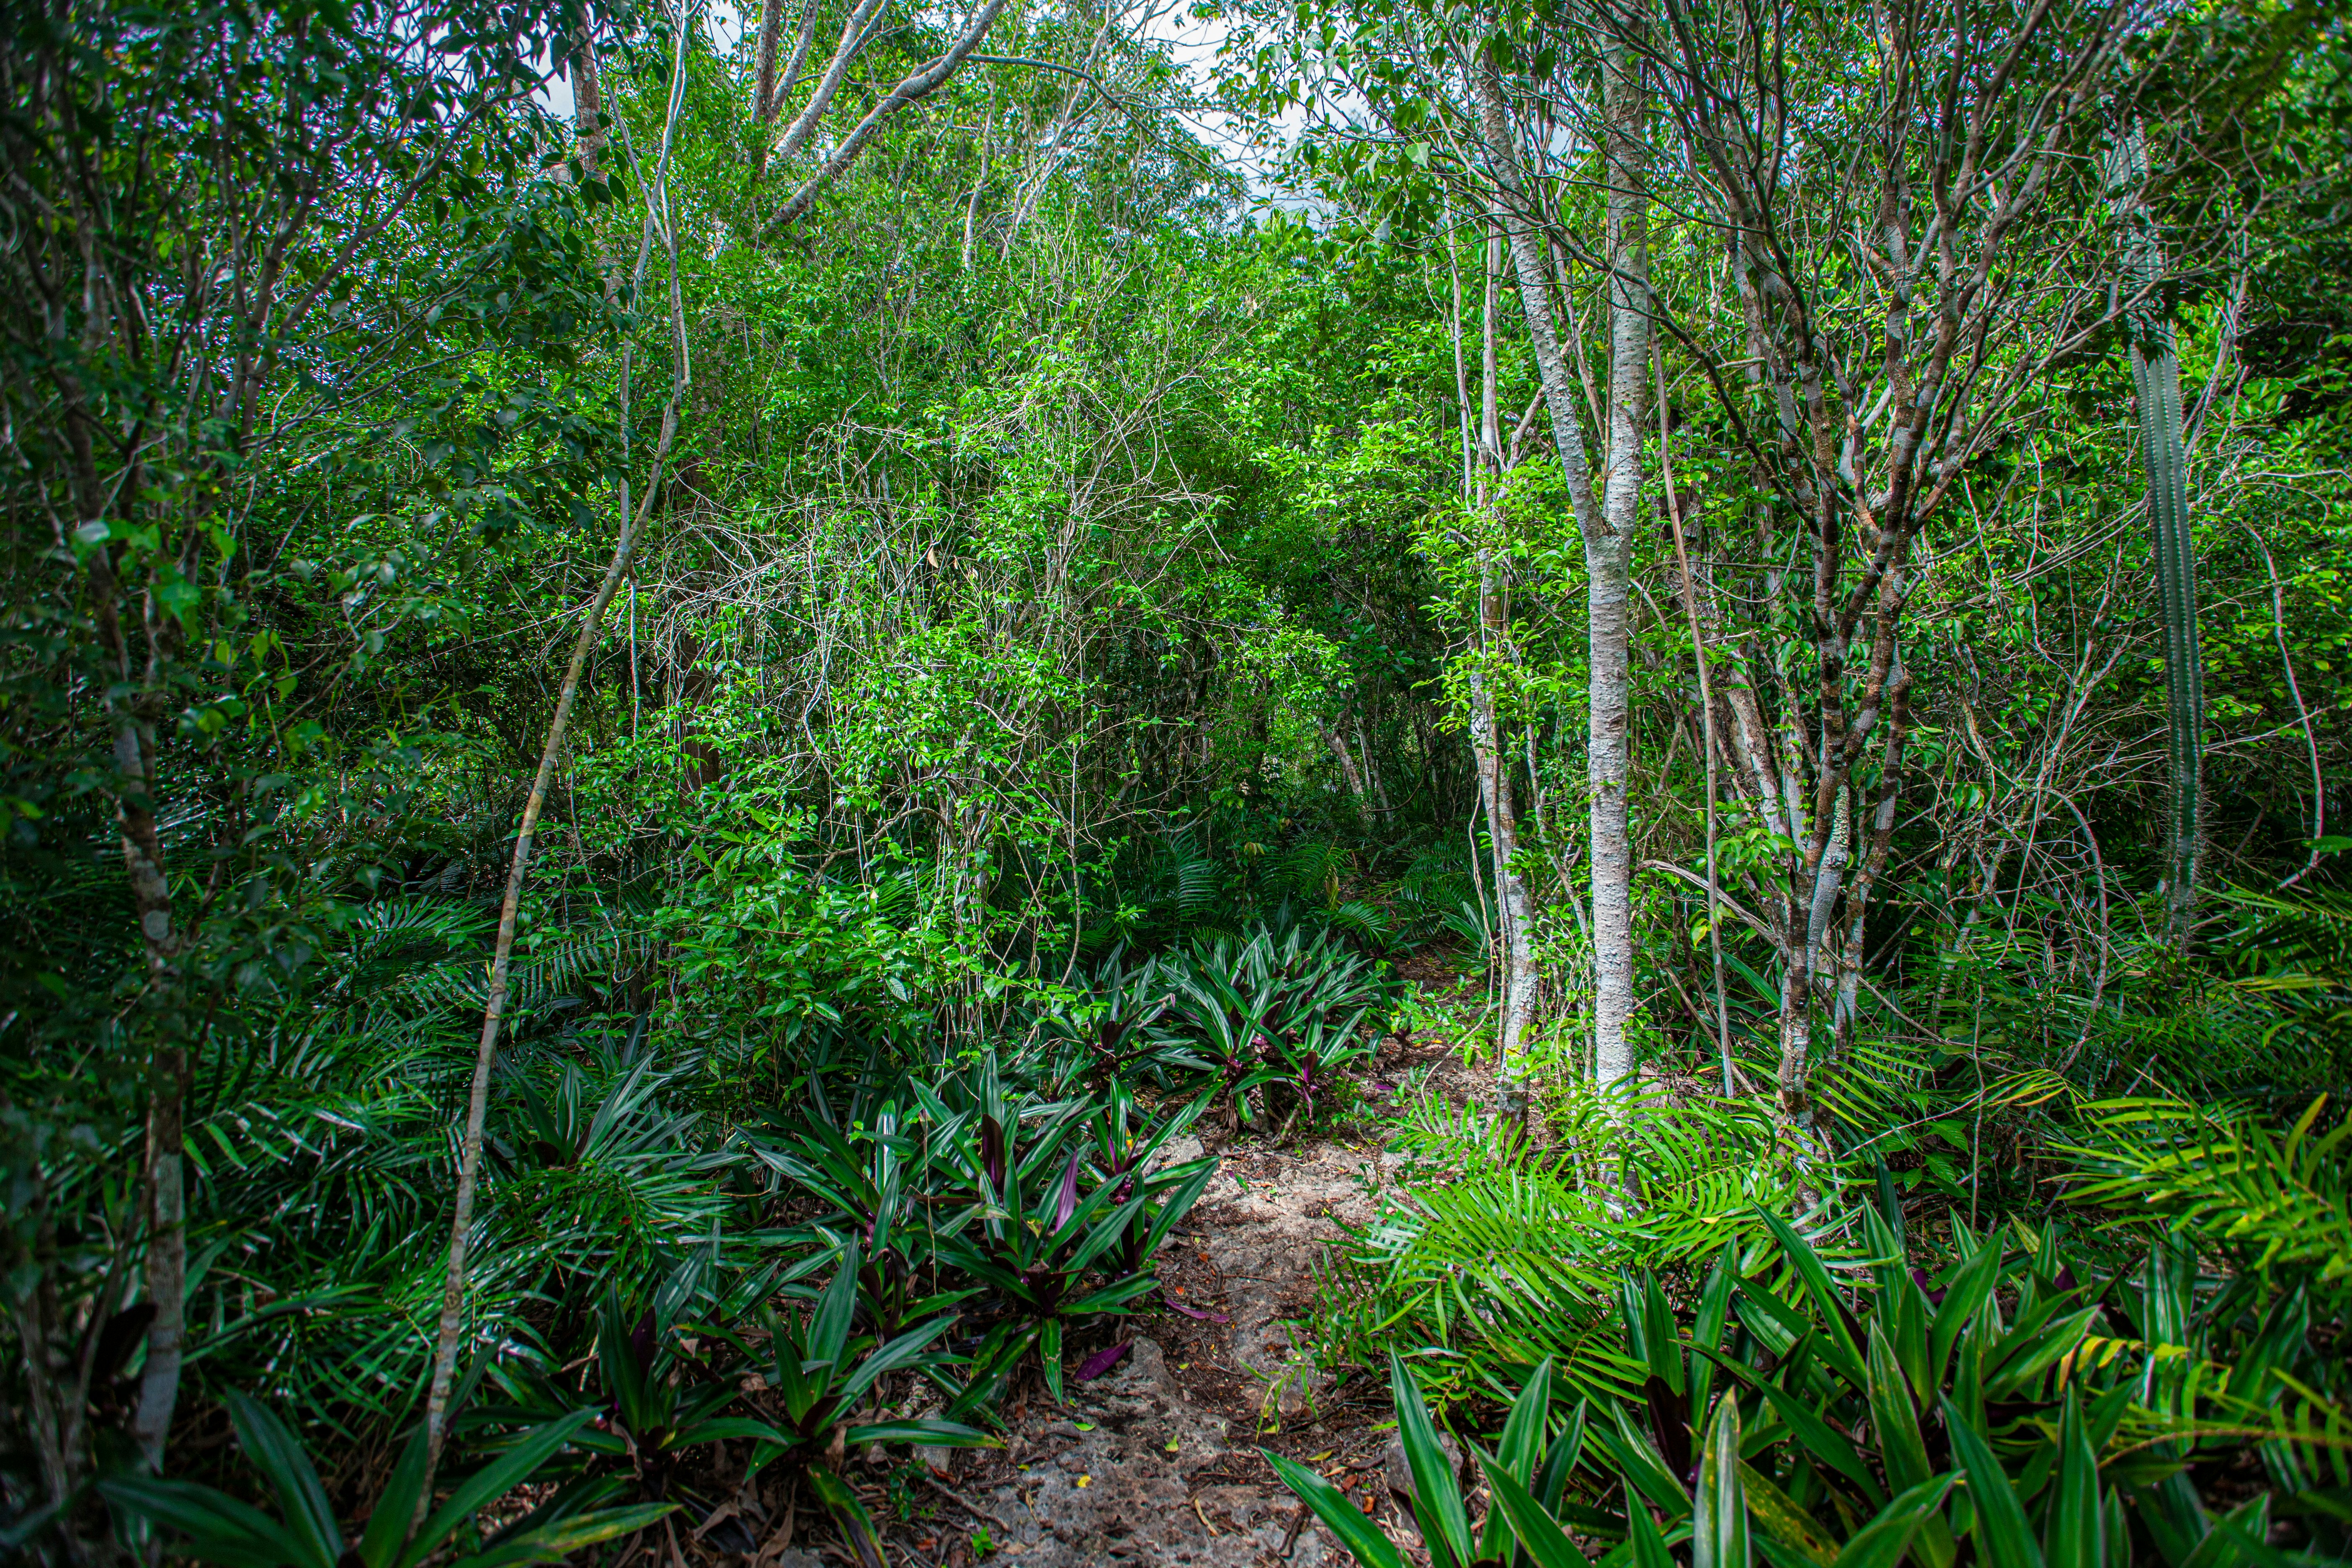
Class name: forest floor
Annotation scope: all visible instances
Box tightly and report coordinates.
[720,951,1492,1568]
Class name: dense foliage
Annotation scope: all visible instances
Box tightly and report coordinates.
[3,0,2349,1560]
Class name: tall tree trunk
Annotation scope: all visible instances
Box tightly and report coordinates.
[1589,38,1650,1091]
[1325,728,1367,799]
[572,37,603,177]
[753,0,786,120]
[1656,348,1732,1091]
[1481,560,1540,1091]
[419,6,694,1505]
[419,406,677,1486]
[1475,52,1643,1096]
[750,0,820,177]
[76,488,190,1471]
[1468,220,1539,1117]
[2110,121,2202,944]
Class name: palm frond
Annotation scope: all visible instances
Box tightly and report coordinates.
[2060,1094,2352,1294]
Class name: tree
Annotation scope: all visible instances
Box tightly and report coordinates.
[0,0,597,1491]
[1613,0,2140,1150]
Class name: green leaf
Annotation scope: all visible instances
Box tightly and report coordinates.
[1064,1272,1161,1315]
[1738,1462,1839,1568]
[808,1241,863,1375]
[1832,1475,1957,1568]
[844,1419,1001,1448]
[809,1468,888,1568]
[1867,1323,1932,1496]
[1598,1404,1692,1517]
[1475,1450,1591,1568]
[97,1477,289,1568]
[1942,1397,2044,1568]
[1929,1244,2005,1390]
[403,1410,597,1568]
[1694,1398,1749,1568]
[1539,1402,1590,1511]
[489,1502,679,1558]
[1629,1489,1676,1568]
[1701,1352,1883,1509]
[836,1315,957,1409]
[671,1416,794,1449]
[1756,1210,1865,1386]
[1390,1351,1473,1568]
[1042,1317,1067,1405]
[1266,1449,1404,1568]
[1693,1247,1738,1421]
[225,1394,341,1568]
[1498,1357,1556,1486]
[1984,1307,2099,1401]
[1137,1158,1219,1261]
[358,1425,431,1568]
[1485,1357,1558,1561]
[2044,1390,2102,1568]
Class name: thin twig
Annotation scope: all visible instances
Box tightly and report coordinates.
[914,1473,1016,1534]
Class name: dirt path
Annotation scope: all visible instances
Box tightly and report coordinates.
[867,1024,1496,1568]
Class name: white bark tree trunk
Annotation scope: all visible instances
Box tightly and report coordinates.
[1474,52,1648,1099]
[1588,39,1649,1092]
[1465,221,1541,1117]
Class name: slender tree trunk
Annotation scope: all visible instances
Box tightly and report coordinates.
[1477,57,1640,1098]
[573,38,603,177]
[1467,219,1539,1114]
[1354,712,1393,815]
[77,521,190,1471]
[1483,563,1540,1087]
[751,0,822,177]
[1656,348,1731,1091]
[420,7,694,1501]
[1325,728,1367,799]
[419,406,676,1483]
[1589,39,1650,1092]
[753,0,786,120]
[130,1043,186,1467]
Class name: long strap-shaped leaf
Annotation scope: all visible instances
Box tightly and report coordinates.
[2106,118,2203,941]
[1265,1449,1404,1568]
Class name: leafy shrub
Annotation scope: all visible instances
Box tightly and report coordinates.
[1314,1081,1809,1402]
[923,1055,1213,1407]
[1153,920,1393,1133]
[1284,1206,2352,1568]
[2061,1094,2352,1316]
[102,1394,667,1567]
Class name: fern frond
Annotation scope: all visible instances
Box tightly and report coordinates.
[2061,1095,2352,1287]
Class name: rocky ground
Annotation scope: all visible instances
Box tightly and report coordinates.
[707,959,1498,1568]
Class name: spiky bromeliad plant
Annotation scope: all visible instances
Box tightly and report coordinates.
[934,1131,1210,1409]
[1278,1207,2352,1568]
[747,1075,978,1340]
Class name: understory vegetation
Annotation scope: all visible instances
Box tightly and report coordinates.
[3,0,2351,1561]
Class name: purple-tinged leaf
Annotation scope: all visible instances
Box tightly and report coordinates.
[981,1115,1006,1191]
[1165,1297,1231,1323]
[1056,1150,1081,1230]
[1074,1342,1132,1382]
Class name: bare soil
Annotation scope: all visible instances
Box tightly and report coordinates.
[670,954,1493,1568]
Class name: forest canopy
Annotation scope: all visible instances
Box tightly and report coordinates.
[3,0,2351,1561]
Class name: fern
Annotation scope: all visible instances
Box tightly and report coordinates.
[2061,1094,2352,1294]
[1263,838,1350,907]
[1318,1081,1828,1402]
